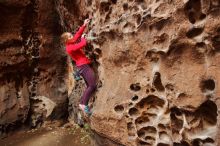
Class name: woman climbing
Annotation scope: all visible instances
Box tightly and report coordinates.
[61,19,96,116]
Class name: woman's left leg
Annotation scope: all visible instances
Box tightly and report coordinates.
[80,65,96,105]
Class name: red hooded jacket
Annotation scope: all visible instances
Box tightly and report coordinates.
[65,24,90,66]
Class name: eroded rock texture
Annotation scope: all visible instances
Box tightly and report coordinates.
[81,0,220,146]
[0,0,71,130]
[1,0,220,146]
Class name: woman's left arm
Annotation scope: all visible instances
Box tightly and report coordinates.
[66,38,87,52]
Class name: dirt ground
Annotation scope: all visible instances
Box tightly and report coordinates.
[0,123,94,146]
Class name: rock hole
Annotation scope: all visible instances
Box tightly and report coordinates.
[150,88,155,92]
[100,2,111,13]
[188,12,196,24]
[114,105,124,113]
[130,83,141,91]
[139,102,144,108]
[94,48,102,55]
[196,42,207,53]
[132,5,139,12]
[104,6,110,12]
[146,89,150,94]
[128,107,139,117]
[197,100,217,125]
[181,141,190,146]
[135,14,142,25]
[137,140,150,146]
[170,107,182,116]
[167,41,187,59]
[153,72,165,91]
[135,116,150,126]
[186,27,203,38]
[144,136,155,144]
[158,124,166,130]
[123,22,135,32]
[192,138,202,146]
[97,80,103,88]
[196,42,206,48]
[135,0,144,3]
[153,33,169,44]
[212,35,220,52]
[31,93,36,97]
[110,0,117,4]
[94,48,102,59]
[157,143,170,146]
[129,102,133,107]
[127,122,136,136]
[170,107,183,131]
[127,122,134,130]
[178,93,187,99]
[137,131,145,138]
[128,133,136,137]
[184,0,202,24]
[199,13,206,20]
[145,50,160,62]
[152,18,170,31]
[174,141,190,146]
[132,95,139,101]
[138,126,157,137]
[123,3,128,11]
[200,79,215,92]
[165,84,174,91]
[203,137,214,143]
[137,95,165,109]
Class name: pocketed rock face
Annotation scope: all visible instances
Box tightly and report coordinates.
[1,0,220,145]
[0,0,71,130]
[80,0,220,145]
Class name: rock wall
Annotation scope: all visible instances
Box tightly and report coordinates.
[0,0,71,130]
[82,0,220,146]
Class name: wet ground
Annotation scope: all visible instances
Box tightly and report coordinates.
[0,123,94,146]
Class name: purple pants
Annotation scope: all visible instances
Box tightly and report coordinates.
[77,64,96,105]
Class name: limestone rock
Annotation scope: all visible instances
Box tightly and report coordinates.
[80,0,220,145]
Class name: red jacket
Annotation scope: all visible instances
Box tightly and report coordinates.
[66,24,90,66]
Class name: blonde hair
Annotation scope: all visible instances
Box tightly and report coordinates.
[61,32,73,44]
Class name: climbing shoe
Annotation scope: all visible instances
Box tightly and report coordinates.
[79,104,92,117]
[84,105,92,116]
[73,72,81,81]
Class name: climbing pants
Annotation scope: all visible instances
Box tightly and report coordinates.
[77,64,96,105]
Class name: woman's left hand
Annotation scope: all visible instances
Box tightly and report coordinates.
[82,33,87,38]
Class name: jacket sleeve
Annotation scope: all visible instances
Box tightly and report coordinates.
[66,38,87,52]
[68,24,86,43]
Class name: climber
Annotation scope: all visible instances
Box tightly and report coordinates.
[61,18,96,116]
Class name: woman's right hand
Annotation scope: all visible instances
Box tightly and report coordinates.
[84,19,90,26]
